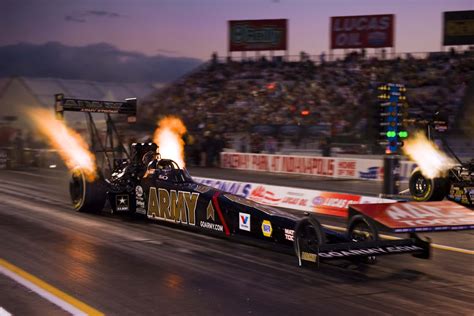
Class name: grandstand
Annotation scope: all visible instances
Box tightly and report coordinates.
[141,48,474,158]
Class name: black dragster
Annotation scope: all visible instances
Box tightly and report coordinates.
[72,142,474,267]
[58,95,474,267]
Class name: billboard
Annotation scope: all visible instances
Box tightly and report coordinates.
[330,14,394,49]
[229,19,288,52]
[443,10,474,46]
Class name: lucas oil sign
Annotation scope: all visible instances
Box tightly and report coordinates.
[330,14,394,49]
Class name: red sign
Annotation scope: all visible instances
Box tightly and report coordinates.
[330,14,394,49]
[229,19,288,52]
[351,201,474,232]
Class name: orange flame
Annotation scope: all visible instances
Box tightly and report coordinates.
[402,130,456,179]
[153,116,187,168]
[28,108,97,181]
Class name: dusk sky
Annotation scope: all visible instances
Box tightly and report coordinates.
[1,0,473,60]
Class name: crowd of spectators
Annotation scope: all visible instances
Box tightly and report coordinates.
[140,48,474,159]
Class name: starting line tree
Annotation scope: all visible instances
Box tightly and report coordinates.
[377,83,409,154]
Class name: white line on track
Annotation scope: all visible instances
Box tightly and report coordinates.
[0,263,88,316]
[0,307,12,316]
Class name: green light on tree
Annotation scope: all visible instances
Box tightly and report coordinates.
[398,131,408,138]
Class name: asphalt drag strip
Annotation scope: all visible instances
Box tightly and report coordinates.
[0,169,473,315]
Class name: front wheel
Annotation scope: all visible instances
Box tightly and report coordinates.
[347,215,379,264]
[409,168,448,202]
[69,167,107,213]
[293,215,326,265]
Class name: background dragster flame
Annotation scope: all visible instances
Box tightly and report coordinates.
[27,108,97,181]
[402,130,456,179]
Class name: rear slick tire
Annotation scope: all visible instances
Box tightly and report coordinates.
[409,168,448,202]
[69,167,106,213]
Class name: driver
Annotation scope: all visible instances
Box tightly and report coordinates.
[143,150,160,178]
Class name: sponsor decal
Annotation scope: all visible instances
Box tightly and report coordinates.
[331,14,394,49]
[281,196,308,207]
[284,229,294,241]
[449,187,464,201]
[116,194,129,211]
[353,201,474,230]
[147,188,199,225]
[206,201,215,221]
[301,252,317,262]
[229,19,287,52]
[221,153,335,176]
[239,212,251,231]
[443,10,474,46]
[200,221,224,232]
[312,193,361,210]
[62,98,134,114]
[221,153,417,183]
[193,184,212,193]
[312,192,361,217]
[136,186,144,196]
[194,178,251,197]
[358,166,381,180]
[249,185,282,205]
[261,220,272,237]
[135,186,146,214]
[385,203,474,227]
[318,245,423,258]
[337,160,356,177]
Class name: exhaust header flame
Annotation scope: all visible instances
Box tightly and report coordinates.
[153,116,187,168]
[28,108,97,181]
[402,131,456,179]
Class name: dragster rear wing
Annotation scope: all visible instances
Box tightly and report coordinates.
[297,201,474,265]
[348,201,474,233]
[54,93,137,123]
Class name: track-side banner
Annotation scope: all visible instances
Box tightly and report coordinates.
[220,152,416,182]
[330,14,394,49]
[194,176,393,217]
[443,10,474,46]
[229,19,288,52]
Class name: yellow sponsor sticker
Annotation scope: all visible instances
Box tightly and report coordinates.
[261,220,272,237]
[301,252,317,263]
